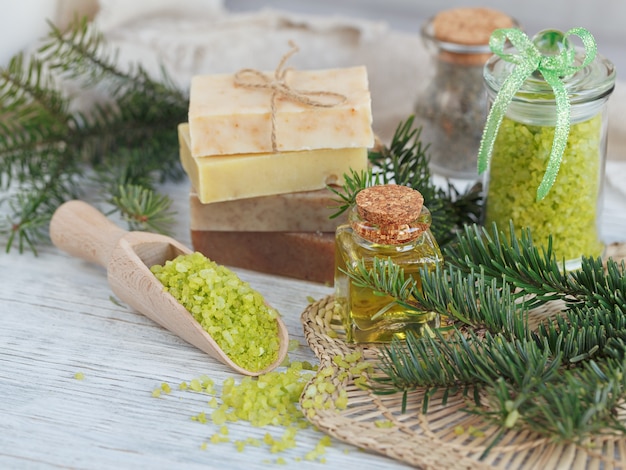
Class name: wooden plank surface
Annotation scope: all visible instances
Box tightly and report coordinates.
[0,180,414,469]
[2,167,626,469]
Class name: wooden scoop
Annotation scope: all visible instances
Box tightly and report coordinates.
[49,200,289,376]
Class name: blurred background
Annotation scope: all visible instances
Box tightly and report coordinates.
[1,0,624,71]
[227,0,625,69]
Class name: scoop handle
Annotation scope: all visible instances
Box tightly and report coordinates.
[49,200,127,268]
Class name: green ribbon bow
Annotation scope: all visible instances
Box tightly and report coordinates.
[477,27,597,201]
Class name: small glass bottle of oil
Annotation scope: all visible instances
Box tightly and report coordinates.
[334,184,443,343]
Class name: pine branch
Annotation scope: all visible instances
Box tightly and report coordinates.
[38,16,126,90]
[374,329,558,412]
[1,170,79,254]
[367,115,432,190]
[345,256,420,307]
[0,53,69,131]
[39,15,187,107]
[0,53,75,190]
[108,184,176,235]
[448,223,626,313]
[327,169,382,219]
[345,253,531,338]
[359,221,626,454]
[535,304,626,364]
[570,255,626,312]
[476,357,626,454]
[373,329,486,410]
[418,264,530,338]
[0,16,188,253]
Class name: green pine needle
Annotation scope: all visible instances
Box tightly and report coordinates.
[350,221,626,454]
[0,15,187,253]
[109,184,176,235]
[327,169,382,220]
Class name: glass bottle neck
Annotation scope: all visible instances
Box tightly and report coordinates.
[349,205,432,250]
[351,233,421,252]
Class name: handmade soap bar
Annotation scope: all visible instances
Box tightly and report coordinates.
[188,66,374,156]
[189,188,347,232]
[179,123,368,204]
[191,230,335,284]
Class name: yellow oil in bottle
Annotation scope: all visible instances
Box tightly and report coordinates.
[334,217,442,343]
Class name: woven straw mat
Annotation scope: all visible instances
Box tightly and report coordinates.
[300,242,626,470]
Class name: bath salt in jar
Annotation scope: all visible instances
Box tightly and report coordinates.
[479,28,616,270]
[414,7,516,180]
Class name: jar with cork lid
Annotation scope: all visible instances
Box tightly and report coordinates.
[334,184,443,344]
[413,7,516,180]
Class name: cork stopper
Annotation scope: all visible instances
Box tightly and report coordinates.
[428,8,516,65]
[353,185,426,245]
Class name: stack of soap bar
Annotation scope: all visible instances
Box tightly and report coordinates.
[188,66,374,155]
[191,231,336,284]
[188,187,347,284]
[179,123,368,204]
[189,189,347,232]
[182,64,374,284]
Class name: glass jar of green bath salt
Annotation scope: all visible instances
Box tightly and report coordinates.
[481,28,616,270]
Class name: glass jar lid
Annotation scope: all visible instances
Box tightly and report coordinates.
[484,29,616,106]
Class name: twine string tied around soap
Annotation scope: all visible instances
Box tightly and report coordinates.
[476,27,597,201]
[233,41,347,152]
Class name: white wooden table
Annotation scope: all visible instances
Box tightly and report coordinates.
[0,178,416,470]
[2,165,626,469]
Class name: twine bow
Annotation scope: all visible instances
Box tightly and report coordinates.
[477,27,597,201]
[233,41,347,152]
